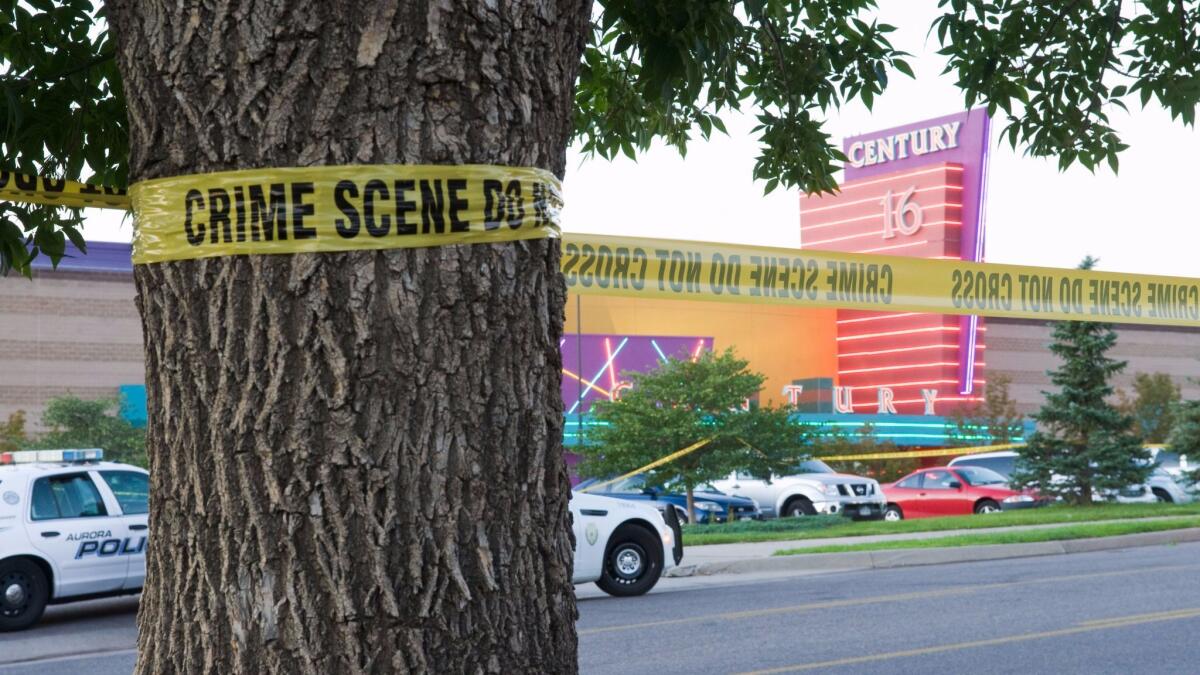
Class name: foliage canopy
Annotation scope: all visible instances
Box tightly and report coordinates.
[4,1,1200,272]
[578,348,805,520]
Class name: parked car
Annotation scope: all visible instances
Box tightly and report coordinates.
[881,466,1047,520]
[1148,449,1199,499]
[947,451,1163,504]
[574,474,761,524]
[569,492,680,597]
[709,459,886,520]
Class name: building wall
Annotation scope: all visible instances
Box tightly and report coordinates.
[0,268,143,433]
[567,294,838,407]
[986,318,1200,416]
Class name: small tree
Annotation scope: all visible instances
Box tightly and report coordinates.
[0,410,27,453]
[1118,372,1181,444]
[580,348,803,522]
[1012,258,1150,504]
[1165,400,1200,485]
[815,423,914,484]
[948,374,1025,446]
[32,396,146,467]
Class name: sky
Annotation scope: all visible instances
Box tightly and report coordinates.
[82,1,1200,277]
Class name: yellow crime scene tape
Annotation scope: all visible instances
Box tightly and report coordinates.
[0,171,129,210]
[815,442,1026,462]
[563,234,1200,328]
[576,438,712,493]
[6,169,1200,328]
[0,167,562,264]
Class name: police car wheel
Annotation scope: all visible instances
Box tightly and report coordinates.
[0,559,48,632]
[596,525,663,597]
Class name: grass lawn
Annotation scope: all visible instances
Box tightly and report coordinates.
[682,501,1200,546]
[772,517,1200,555]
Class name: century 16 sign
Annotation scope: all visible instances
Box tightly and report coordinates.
[801,110,993,417]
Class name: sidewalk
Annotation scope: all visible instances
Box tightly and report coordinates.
[667,517,1200,577]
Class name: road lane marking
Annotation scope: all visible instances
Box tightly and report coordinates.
[578,563,1200,636]
[735,607,1200,674]
[1078,606,1200,627]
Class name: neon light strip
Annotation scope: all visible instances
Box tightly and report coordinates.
[846,379,984,391]
[838,325,988,342]
[837,326,959,341]
[802,186,963,215]
[839,343,986,358]
[839,361,987,375]
[799,165,963,198]
[650,339,669,364]
[804,421,988,430]
[800,189,964,232]
[566,337,628,415]
[604,337,617,389]
[804,219,961,247]
[859,239,932,254]
[561,369,612,399]
[837,313,922,324]
[849,393,979,403]
[691,338,706,362]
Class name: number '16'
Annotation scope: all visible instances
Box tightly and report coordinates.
[880,186,923,238]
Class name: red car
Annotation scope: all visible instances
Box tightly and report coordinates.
[881,466,1044,521]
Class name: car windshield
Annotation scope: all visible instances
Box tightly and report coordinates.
[574,475,646,494]
[953,466,1008,486]
[792,459,835,474]
[693,483,725,494]
[1154,451,1181,471]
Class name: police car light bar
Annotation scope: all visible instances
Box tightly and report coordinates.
[0,448,104,464]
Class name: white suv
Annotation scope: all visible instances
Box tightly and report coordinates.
[0,450,148,631]
[711,460,886,520]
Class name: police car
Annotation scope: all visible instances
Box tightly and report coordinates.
[570,491,682,596]
[0,449,148,631]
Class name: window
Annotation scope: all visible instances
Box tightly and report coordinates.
[100,471,149,515]
[953,466,1008,486]
[895,474,923,489]
[31,474,108,520]
[960,456,1017,478]
[793,460,835,475]
[922,471,958,489]
[607,475,646,494]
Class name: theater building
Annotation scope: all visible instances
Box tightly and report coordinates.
[2,111,1199,452]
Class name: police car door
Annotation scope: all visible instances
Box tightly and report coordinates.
[93,470,149,590]
[27,471,126,597]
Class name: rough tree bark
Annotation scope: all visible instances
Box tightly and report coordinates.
[104,1,591,672]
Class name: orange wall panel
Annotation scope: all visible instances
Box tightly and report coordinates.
[565,294,838,406]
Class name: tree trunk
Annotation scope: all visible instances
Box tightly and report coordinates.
[105,1,591,672]
[685,484,695,524]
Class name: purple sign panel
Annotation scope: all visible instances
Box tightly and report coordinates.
[560,334,712,415]
[843,109,992,394]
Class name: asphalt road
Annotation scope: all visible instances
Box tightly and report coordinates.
[3,543,1199,674]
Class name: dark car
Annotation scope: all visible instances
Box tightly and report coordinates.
[574,474,762,524]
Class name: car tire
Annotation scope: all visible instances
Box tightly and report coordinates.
[0,558,49,632]
[781,497,817,518]
[595,525,664,598]
[974,499,1001,515]
[883,504,903,521]
[1152,488,1174,504]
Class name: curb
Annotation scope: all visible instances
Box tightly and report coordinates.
[664,527,1200,578]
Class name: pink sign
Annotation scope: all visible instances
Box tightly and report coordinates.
[843,109,992,394]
